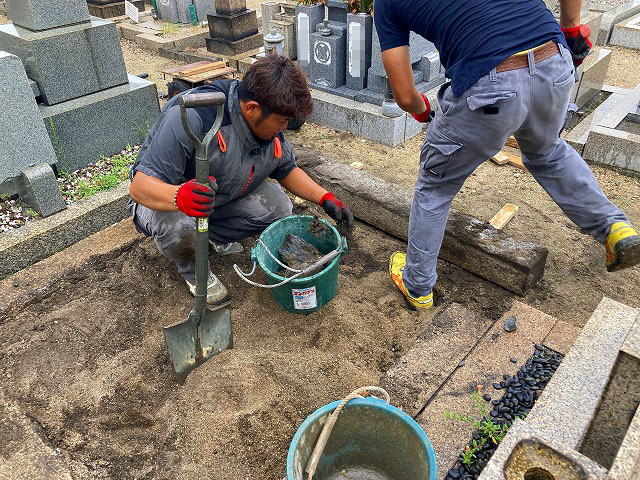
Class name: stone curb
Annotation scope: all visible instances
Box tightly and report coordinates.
[0,181,132,279]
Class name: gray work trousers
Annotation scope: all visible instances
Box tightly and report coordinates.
[129,181,293,283]
[403,44,630,296]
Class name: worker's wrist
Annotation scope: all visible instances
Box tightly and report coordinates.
[173,185,181,210]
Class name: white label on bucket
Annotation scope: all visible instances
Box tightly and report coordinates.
[292,286,317,310]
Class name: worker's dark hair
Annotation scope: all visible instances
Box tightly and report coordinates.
[238,55,313,120]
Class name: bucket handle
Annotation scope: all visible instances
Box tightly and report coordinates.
[233,237,347,289]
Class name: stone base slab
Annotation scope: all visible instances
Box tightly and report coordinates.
[597,0,640,45]
[205,32,262,56]
[88,0,145,18]
[308,88,427,147]
[583,125,640,173]
[41,74,160,173]
[610,12,640,49]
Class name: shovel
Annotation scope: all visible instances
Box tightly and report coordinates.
[163,92,233,384]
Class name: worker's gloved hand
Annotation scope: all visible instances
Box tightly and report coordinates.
[411,94,435,123]
[320,192,354,232]
[561,25,592,67]
[175,177,217,217]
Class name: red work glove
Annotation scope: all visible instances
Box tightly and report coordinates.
[411,94,435,123]
[561,24,592,67]
[175,177,217,217]
[320,192,354,232]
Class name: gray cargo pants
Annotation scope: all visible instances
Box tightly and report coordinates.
[129,181,293,284]
[403,44,630,297]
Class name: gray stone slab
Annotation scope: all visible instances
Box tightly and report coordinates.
[261,1,280,34]
[326,0,347,23]
[0,18,129,106]
[7,0,90,31]
[87,0,145,19]
[599,83,640,128]
[0,183,134,278]
[29,79,40,98]
[177,0,193,23]
[215,0,247,16]
[41,74,160,173]
[610,11,640,48]
[345,13,373,91]
[597,0,640,45]
[295,4,324,73]
[525,297,639,449]
[270,18,296,60]
[156,0,180,23]
[478,420,608,480]
[19,163,66,217]
[194,0,216,22]
[574,47,612,109]
[298,154,549,295]
[379,303,494,417]
[0,52,58,194]
[309,82,359,100]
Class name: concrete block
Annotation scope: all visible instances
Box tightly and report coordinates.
[18,163,66,217]
[193,0,216,22]
[135,32,176,52]
[308,89,410,146]
[270,18,296,60]
[87,0,145,19]
[118,22,158,41]
[379,303,494,417]
[415,302,557,476]
[261,1,280,34]
[215,0,247,16]
[172,30,208,49]
[596,0,640,45]
[583,125,640,173]
[525,297,639,449]
[610,11,640,49]
[205,31,262,56]
[207,10,259,41]
[0,18,129,106]
[41,75,160,173]
[297,156,549,294]
[0,183,134,278]
[607,404,640,480]
[7,0,90,31]
[0,52,58,194]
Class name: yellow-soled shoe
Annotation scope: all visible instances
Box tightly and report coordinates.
[389,251,433,309]
[605,222,640,272]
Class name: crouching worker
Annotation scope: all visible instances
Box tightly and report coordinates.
[128,56,353,304]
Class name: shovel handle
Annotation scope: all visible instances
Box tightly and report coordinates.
[180,92,226,109]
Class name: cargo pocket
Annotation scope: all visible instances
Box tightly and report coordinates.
[421,128,463,179]
[466,91,517,111]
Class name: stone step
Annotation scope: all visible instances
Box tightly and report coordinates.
[610,12,640,50]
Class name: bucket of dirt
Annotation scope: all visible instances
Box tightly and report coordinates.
[286,397,437,480]
[245,215,347,314]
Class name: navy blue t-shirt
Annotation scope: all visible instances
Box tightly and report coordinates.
[374,0,567,96]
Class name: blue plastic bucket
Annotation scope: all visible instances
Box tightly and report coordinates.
[287,398,437,480]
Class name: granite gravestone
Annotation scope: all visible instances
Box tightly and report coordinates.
[1,0,160,173]
[296,3,324,73]
[0,52,65,216]
[193,0,216,22]
[310,22,346,88]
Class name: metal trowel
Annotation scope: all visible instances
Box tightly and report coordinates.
[163,92,233,384]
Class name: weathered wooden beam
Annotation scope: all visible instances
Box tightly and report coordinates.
[294,146,547,295]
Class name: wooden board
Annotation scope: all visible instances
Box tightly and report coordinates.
[182,67,236,83]
[491,151,510,165]
[504,151,527,171]
[489,203,519,229]
[161,61,230,82]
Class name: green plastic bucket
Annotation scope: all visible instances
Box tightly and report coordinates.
[251,215,347,314]
[287,397,437,480]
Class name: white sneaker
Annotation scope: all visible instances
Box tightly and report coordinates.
[185,274,229,305]
[209,240,244,255]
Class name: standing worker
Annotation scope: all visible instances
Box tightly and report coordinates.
[379,0,640,308]
[128,56,353,304]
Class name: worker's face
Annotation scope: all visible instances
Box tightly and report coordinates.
[241,100,291,140]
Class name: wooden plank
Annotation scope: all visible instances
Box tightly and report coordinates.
[161,61,210,76]
[180,61,227,76]
[489,203,519,230]
[295,149,548,295]
[184,66,236,83]
[491,151,509,165]
[504,151,527,171]
[505,136,519,149]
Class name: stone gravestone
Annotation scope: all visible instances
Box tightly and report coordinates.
[0,52,65,217]
[205,0,262,56]
[310,22,347,88]
[1,0,160,173]
[193,0,216,22]
[156,0,180,23]
[296,3,324,74]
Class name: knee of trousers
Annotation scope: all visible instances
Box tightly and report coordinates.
[150,210,196,247]
[248,184,293,226]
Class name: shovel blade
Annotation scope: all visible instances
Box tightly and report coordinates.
[163,302,232,384]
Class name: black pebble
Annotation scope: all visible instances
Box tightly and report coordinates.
[483,394,491,402]
[458,360,465,367]
[503,373,510,380]
[510,357,518,363]
[535,344,543,351]
[493,383,501,389]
